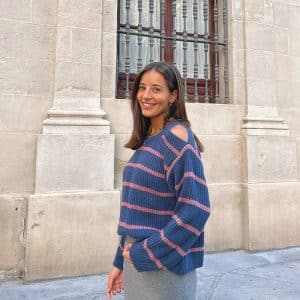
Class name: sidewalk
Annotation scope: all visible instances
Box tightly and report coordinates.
[1,247,299,300]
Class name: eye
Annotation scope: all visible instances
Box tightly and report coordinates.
[152,87,161,93]
[138,85,145,91]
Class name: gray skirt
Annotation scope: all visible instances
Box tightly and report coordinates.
[124,236,197,300]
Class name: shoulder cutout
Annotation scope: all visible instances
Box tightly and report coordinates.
[170,125,188,143]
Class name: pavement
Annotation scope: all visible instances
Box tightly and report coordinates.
[0,247,300,300]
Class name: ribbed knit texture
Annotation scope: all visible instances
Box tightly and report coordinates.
[112,120,210,275]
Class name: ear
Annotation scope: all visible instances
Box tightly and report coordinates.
[170,90,178,103]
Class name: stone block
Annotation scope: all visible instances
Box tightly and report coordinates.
[23,24,56,61]
[0,57,55,95]
[232,49,245,78]
[274,2,289,28]
[264,0,274,26]
[280,107,300,137]
[232,76,246,106]
[247,78,277,107]
[186,104,207,135]
[31,0,58,25]
[276,80,292,109]
[201,104,243,135]
[72,28,101,64]
[201,135,242,184]
[101,65,117,99]
[101,99,132,133]
[244,0,264,23]
[102,0,118,33]
[276,54,290,81]
[242,135,298,183]
[231,21,244,50]
[0,20,24,60]
[289,27,300,57]
[0,0,31,21]
[291,81,300,107]
[58,0,101,29]
[0,195,26,273]
[243,182,300,250]
[0,58,27,94]
[288,4,300,29]
[246,50,276,80]
[0,94,52,132]
[290,56,300,83]
[114,134,133,189]
[24,191,120,281]
[231,0,244,21]
[55,62,100,95]
[0,133,36,194]
[102,32,117,66]
[56,26,72,62]
[275,27,289,55]
[297,138,300,180]
[205,184,243,251]
[35,134,115,193]
[245,22,275,51]
[26,59,55,95]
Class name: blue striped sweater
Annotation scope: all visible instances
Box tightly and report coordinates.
[113,120,210,275]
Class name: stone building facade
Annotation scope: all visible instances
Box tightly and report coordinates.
[0,0,299,281]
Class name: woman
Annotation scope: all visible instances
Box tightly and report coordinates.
[107,62,210,300]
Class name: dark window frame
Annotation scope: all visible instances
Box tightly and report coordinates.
[116,1,217,103]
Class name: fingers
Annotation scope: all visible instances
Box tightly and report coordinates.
[124,243,132,250]
[106,270,124,298]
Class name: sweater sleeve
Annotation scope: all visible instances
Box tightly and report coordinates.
[129,129,210,272]
[112,235,126,270]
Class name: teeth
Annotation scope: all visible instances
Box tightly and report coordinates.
[143,103,153,108]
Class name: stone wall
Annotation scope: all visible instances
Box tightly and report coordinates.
[0,0,299,281]
[0,1,57,280]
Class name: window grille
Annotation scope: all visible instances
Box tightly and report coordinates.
[116,0,229,103]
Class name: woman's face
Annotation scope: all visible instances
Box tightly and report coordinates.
[137,70,177,122]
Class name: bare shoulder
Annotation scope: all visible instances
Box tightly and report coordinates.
[170,124,188,143]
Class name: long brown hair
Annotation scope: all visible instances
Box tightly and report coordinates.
[125,62,204,152]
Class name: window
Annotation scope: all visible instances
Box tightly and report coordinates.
[116,0,229,103]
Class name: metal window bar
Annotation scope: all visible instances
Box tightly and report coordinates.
[117,0,229,103]
[193,0,199,103]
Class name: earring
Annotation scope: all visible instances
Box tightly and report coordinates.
[168,102,173,108]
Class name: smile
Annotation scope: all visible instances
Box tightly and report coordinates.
[141,102,156,109]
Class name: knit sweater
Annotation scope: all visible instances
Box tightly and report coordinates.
[113,120,210,275]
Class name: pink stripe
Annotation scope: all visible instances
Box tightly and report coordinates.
[121,202,173,216]
[160,230,186,256]
[178,197,211,213]
[119,221,160,232]
[162,135,180,156]
[175,172,207,190]
[143,239,165,269]
[123,181,174,197]
[188,247,204,253]
[119,242,124,251]
[138,146,163,159]
[166,144,201,179]
[172,214,201,236]
[127,162,165,179]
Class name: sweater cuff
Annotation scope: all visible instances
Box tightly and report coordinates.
[112,256,124,270]
[129,239,162,272]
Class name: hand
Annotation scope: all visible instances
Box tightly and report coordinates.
[106,266,124,299]
[122,243,133,265]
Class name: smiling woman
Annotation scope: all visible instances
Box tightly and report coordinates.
[137,70,177,135]
[107,62,210,300]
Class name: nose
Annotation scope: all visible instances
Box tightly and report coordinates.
[142,88,152,99]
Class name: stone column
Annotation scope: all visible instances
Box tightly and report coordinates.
[25,0,120,281]
[240,0,298,250]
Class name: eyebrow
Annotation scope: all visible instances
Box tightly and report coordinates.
[139,82,165,88]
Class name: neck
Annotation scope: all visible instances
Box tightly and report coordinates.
[149,116,165,135]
